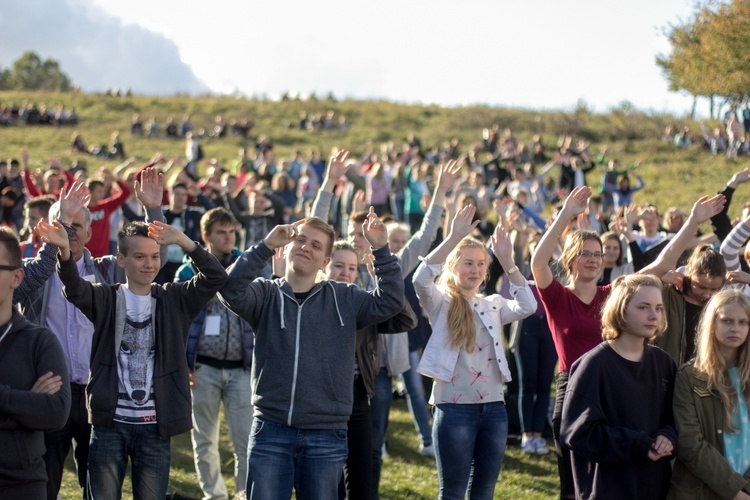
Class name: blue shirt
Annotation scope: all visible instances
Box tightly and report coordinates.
[724,367,750,475]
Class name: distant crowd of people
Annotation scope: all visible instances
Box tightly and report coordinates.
[1,117,750,500]
[665,106,750,158]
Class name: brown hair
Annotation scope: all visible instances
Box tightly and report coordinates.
[200,207,238,235]
[300,217,335,257]
[559,230,602,284]
[683,244,727,288]
[0,226,21,269]
[601,274,666,344]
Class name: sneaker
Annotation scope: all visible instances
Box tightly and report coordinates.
[521,436,536,454]
[419,443,435,457]
[533,436,550,455]
[382,443,389,459]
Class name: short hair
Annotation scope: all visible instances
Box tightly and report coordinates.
[332,240,357,257]
[684,244,727,284]
[601,274,666,343]
[349,211,368,226]
[1,186,19,202]
[25,195,55,214]
[48,201,92,229]
[386,221,411,237]
[300,217,335,257]
[0,226,21,268]
[117,222,151,256]
[172,183,188,192]
[87,179,105,192]
[200,207,237,235]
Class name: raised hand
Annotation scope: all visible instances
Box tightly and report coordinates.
[30,372,63,394]
[436,159,461,194]
[36,219,71,252]
[58,182,90,224]
[325,149,350,181]
[729,168,750,188]
[690,194,726,224]
[490,225,513,263]
[148,220,194,250]
[362,207,388,249]
[272,246,287,277]
[450,204,480,239]
[263,219,306,249]
[352,190,366,213]
[560,186,591,218]
[726,270,750,285]
[661,270,684,291]
[134,167,165,208]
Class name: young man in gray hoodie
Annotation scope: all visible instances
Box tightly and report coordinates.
[218,202,404,499]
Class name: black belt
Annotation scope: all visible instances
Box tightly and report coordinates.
[196,355,244,369]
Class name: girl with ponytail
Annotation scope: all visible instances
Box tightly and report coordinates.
[413,204,536,499]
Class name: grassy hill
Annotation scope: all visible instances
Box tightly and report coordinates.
[4,90,748,499]
[2,90,748,220]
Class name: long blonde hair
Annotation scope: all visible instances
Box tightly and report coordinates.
[694,289,750,431]
[438,237,487,353]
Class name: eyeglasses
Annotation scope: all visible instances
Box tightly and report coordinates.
[0,265,20,271]
[576,251,605,260]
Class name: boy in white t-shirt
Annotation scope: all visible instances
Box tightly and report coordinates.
[49,220,227,499]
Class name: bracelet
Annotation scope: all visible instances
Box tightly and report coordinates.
[506,265,519,275]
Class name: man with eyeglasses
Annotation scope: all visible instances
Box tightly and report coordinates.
[641,194,727,364]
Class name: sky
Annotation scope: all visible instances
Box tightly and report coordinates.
[1,0,702,115]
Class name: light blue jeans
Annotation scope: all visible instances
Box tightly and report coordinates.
[190,364,253,499]
[87,422,171,500]
[401,349,433,445]
[433,402,508,500]
[246,417,348,500]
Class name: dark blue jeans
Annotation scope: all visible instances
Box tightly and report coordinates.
[514,314,557,434]
[246,417,348,500]
[433,402,508,500]
[86,423,171,500]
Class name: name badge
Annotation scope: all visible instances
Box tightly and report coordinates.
[205,315,222,336]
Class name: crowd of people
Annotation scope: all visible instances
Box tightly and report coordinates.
[1,120,750,500]
[664,106,750,158]
[0,101,79,127]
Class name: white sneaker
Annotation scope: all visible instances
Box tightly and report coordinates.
[521,436,536,454]
[419,443,435,457]
[534,437,550,455]
[382,443,389,459]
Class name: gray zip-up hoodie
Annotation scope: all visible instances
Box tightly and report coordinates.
[218,241,404,429]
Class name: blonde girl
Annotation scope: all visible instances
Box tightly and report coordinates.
[414,204,536,499]
[670,289,750,499]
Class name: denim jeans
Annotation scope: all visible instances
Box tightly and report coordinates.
[246,417,348,500]
[514,314,557,434]
[87,422,171,500]
[401,349,433,446]
[433,402,508,500]
[370,367,393,500]
[191,364,253,499]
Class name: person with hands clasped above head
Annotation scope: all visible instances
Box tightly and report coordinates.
[413,204,536,500]
[218,210,404,499]
[46,216,227,500]
[530,185,613,500]
[561,274,677,500]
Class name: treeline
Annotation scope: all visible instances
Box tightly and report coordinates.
[0,51,73,92]
[657,0,750,118]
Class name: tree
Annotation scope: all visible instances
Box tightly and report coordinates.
[5,51,72,91]
[657,0,750,116]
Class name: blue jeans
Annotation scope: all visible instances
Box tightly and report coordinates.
[191,364,253,499]
[246,417,348,500]
[433,402,508,500]
[514,314,557,434]
[87,423,171,500]
[401,349,433,446]
[370,367,392,500]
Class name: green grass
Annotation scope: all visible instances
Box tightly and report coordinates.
[58,401,558,499]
